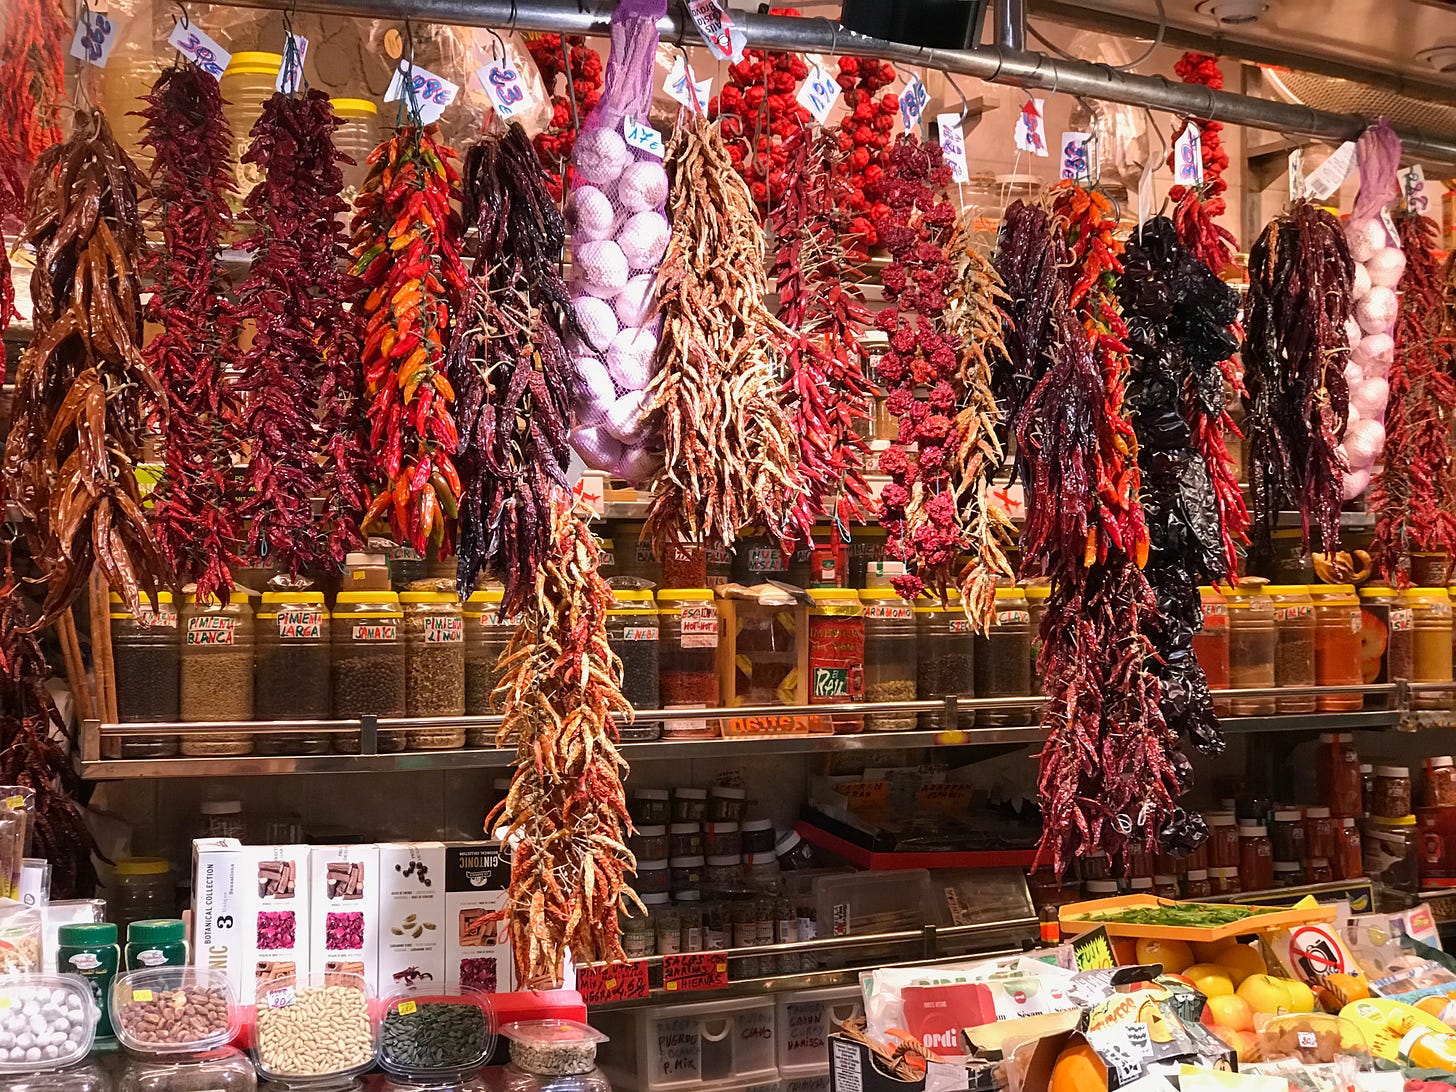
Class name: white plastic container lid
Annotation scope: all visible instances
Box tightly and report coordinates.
[667,823,699,834]
[1429,756,1455,769]
[1084,880,1119,894]
[1185,869,1208,881]
[709,786,746,800]
[1376,765,1410,777]
[706,855,740,867]
[0,974,98,1073]
[674,788,707,801]
[1305,806,1331,818]
[1273,810,1303,822]
[1238,824,1267,836]
[669,856,705,868]
[741,819,774,832]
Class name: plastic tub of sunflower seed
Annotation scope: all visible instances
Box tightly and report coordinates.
[499,1021,611,1092]
[250,973,378,1085]
[378,986,496,1083]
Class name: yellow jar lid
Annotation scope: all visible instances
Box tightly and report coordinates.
[466,589,503,605]
[858,588,908,600]
[115,857,171,876]
[184,591,240,606]
[611,589,656,605]
[1022,583,1051,601]
[109,591,174,613]
[1264,585,1310,595]
[330,97,378,115]
[1405,587,1452,598]
[659,589,713,601]
[994,587,1027,600]
[260,591,325,606]
[1359,585,1398,597]
[807,588,855,601]
[1370,814,1416,827]
[336,591,400,605]
[912,591,962,612]
[400,591,461,604]
[1310,583,1357,594]
[225,51,283,75]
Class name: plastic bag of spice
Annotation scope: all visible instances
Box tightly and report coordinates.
[566,0,670,484]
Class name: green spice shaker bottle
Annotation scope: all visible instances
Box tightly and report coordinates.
[125,918,188,970]
[57,922,121,1037]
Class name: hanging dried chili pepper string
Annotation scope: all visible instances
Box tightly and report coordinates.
[1370,212,1456,582]
[0,0,66,172]
[1167,54,1237,276]
[769,127,872,553]
[1243,201,1354,574]
[138,63,246,601]
[451,122,576,614]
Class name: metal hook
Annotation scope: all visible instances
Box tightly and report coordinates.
[171,0,188,29]
[507,0,519,36]
[944,72,970,127]
[675,1,690,49]
[488,25,506,61]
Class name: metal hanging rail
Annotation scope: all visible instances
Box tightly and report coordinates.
[223,0,1456,162]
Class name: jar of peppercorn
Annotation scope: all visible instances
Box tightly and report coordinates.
[332,591,407,753]
[1267,585,1315,713]
[179,592,255,755]
[606,588,661,741]
[400,592,466,748]
[1024,582,1050,694]
[108,592,180,758]
[658,590,721,739]
[254,591,332,755]
[464,587,515,745]
[914,592,974,728]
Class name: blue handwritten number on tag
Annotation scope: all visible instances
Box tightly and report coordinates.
[1064,143,1088,180]
[489,66,522,106]
[179,34,224,78]
[410,74,448,106]
[81,12,112,61]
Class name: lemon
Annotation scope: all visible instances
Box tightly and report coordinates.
[1237,974,1294,1015]
[1184,963,1235,998]
[1283,979,1316,1014]
[1215,944,1267,986]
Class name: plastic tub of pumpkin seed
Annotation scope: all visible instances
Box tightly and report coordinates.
[378,986,496,1083]
[499,1021,611,1092]
[250,973,378,1085]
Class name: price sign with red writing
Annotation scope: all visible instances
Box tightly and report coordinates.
[167,19,232,80]
[576,961,650,1005]
[663,951,729,993]
[478,58,530,119]
[385,61,459,125]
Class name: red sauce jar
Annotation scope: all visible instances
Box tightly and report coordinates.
[1317,731,1363,817]
[1207,811,1239,869]
[1239,823,1274,892]
[1305,806,1337,860]
[1334,818,1363,880]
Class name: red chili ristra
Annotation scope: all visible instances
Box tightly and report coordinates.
[138,64,245,601]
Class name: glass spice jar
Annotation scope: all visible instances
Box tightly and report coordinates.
[1267,585,1315,713]
[1305,806,1337,860]
[658,589,721,739]
[1208,867,1240,895]
[1182,870,1211,899]
[1225,581,1276,715]
[975,587,1034,726]
[631,788,670,826]
[109,592,180,758]
[860,589,918,730]
[1404,587,1453,709]
[705,822,741,858]
[635,861,669,897]
[1310,583,1363,711]
[606,588,661,741]
[1363,763,1375,815]
[662,540,708,590]
[180,592,255,755]
[1024,582,1050,695]
[1080,852,1112,882]
[1335,818,1363,880]
[1270,809,1307,863]
[807,588,865,733]
[1153,874,1179,899]
[253,591,332,755]
[668,823,703,858]
[915,593,974,727]
[1317,732,1364,818]
[708,786,747,823]
[332,591,407,753]
[1308,857,1334,884]
[630,825,669,860]
[1206,812,1239,868]
[1239,823,1274,892]
[1428,757,1456,807]
[464,588,514,744]
[1372,765,1412,818]
[1273,861,1303,889]
[1195,585,1230,713]
[400,592,465,748]
[673,787,708,823]
[1359,585,1415,690]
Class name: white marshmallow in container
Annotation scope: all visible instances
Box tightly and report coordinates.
[618,161,669,213]
[618,210,671,271]
[570,185,617,242]
[606,328,657,390]
[614,273,657,327]
[574,127,631,187]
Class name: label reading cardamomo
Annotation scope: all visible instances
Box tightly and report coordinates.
[186,616,237,646]
[864,604,911,621]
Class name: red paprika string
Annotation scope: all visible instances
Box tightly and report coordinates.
[0,0,66,171]
[834,56,899,248]
[524,34,604,201]
[1167,53,1237,276]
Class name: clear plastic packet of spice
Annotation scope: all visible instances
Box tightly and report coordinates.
[0,815,26,900]
[0,904,42,974]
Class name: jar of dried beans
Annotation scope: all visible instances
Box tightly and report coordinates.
[860,589,917,731]
[658,590,721,739]
[180,593,255,755]
[109,591,180,759]
[1359,584,1415,692]
[606,588,660,740]
[915,593,974,728]
[1024,582,1049,694]
[1224,581,1276,715]
[254,591,332,755]
[1404,587,1453,709]
[1311,583,1363,711]
[807,589,864,733]
[332,592,407,753]
[1428,756,1456,807]
[464,587,514,745]
[400,592,465,748]
[1267,585,1315,713]
[1195,586,1230,714]
[975,588,1033,726]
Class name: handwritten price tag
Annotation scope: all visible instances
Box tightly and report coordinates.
[1014,98,1048,157]
[1174,121,1203,186]
[276,32,308,94]
[477,58,530,119]
[385,61,459,125]
[265,986,295,1009]
[71,7,117,68]
[1288,146,1304,203]
[576,960,650,1005]
[1400,164,1429,214]
[796,62,841,125]
[167,20,232,81]
[662,951,729,992]
[687,0,745,63]
[664,55,712,113]
[899,74,929,131]
[1059,131,1095,184]
[623,117,664,159]
[937,113,968,183]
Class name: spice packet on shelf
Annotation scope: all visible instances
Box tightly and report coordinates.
[249,844,311,1003]
[377,843,446,992]
[309,845,379,992]
[0,902,43,974]
[444,841,514,994]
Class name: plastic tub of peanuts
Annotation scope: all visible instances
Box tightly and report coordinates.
[378,985,496,1082]
[250,972,378,1084]
[110,967,239,1056]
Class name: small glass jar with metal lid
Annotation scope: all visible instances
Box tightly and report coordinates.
[399,592,465,748]
[254,591,332,755]
[915,592,974,727]
[332,591,407,753]
[860,588,917,731]
[1403,587,1453,709]
[658,589,720,740]
[974,587,1033,726]
[179,593,254,756]
[464,587,516,746]
[607,588,661,741]
[1267,585,1315,713]
[109,591,180,758]
[1224,581,1276,715]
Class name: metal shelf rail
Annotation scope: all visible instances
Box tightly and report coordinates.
[79,683,1401,778]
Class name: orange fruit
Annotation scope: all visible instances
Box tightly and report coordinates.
[1193,937,1239,962]
[1185,964,1236,998]
[1324,973,1370,1006]
[1050,1041,1107,1092]
[1136,938,1195,974]
[1111,939,1138,966]
[1205,994,1255,1033]
[1215,944,1267,986]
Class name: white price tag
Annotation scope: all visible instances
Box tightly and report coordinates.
[276,33,308,94]
[1302,139,1356,201]
[1174,121,1203,186]
[1288,146,1305,203]
[796,63,841,125]
[687,0,745,63]
[1381,207,1399,242]
[477,58,531,119]
[623,117,664,159]
[1014,98,1048,157]
[385,61,459,125]
[1059,130,1095,184]
[937,113,968,183]
[899,74,929,130]
[167,20,232,81]
[664,55,711,113]
[70,7,118,68]
[1400,164,1429,215]
[265,986,296,1009]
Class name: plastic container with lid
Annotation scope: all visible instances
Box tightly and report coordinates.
[254,591,332,754]
[1365,813,1419,899]
[1225,582,1276,715]
[1182,870,1211,899]
[179,592,254,753]
[1194,586,1229,710]
[332,591,407,753]
[0,974,98,1072]
[332,98,379,193]
[1208,867,1240,895]
[399,592,465,745]
[707,786,746,823]
[635,860,669,897]
[500,1019,610,1092]
[859,589,917,731]
[221,53,281,153]
[199,799,245,840]
[108,859,176,932]
[1206,811,1238,869]
[251,972,378,1085]
[1317,732,1364,818]
[1267,585,1316,713]
[914,592,974,727]
[1359,585,1415,689]
[378,987,496,1081]
[807,588,865,733]
[668,824,702,859]
[56,925,119,1039]
[630,789,669,826]
[108,591,179,757]
[1238,824,1273,892]
[1024,583,1050,694]
[1305,806,1337,860]
[630,825,668,861]
[741,818,775,856]
[1311,584,1363,711]
[657,590,720,740]
[1272,860,1303,889]
[343,552,392,592]
[1270,809,1306,863]
[464,588,515,743]
[1429,756,1456,807]
[1372,765,1412,818]
[975,588,1033,726]
[1335,818,1363,880]
[1405,587,1453,709]
[1083,879,1120,899]
[606,589,660,740]
[704,822,740,858]
[113,1048,256,1092]
[124,919,187,972]
[718,585,806,714]
[672,787,707,823]
[111,967,238,1056]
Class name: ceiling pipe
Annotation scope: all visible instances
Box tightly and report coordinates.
[220,0,1456,162]
[997,0,1026,52]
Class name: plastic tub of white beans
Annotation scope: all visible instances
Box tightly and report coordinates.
[0,975,99,1072]
[250,973,378,1084]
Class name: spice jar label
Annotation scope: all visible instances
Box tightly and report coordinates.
[1393,608,1414,631]
[865,604,912,621]
[278,608,324,638]
[623,626,659,641]
[1202,602,1228,620]
[746,546,782,573]
[679,605,719,648]
[1274,605,1312,622]
[1349,612,1363,633]
[187,616,237,646]
[137,605,178,629]
[948,618,975,634]
[997,610,1031,625]
[352,621,398,641]
[3,796,23,810]
[424,615,465,643]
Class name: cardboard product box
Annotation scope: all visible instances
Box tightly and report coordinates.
[827,1034,996,1092]
[191,838,248,998]
[377,842,446,994]
[309,844,379,991]
[443,841,512,993]
[249,844,310,1003]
